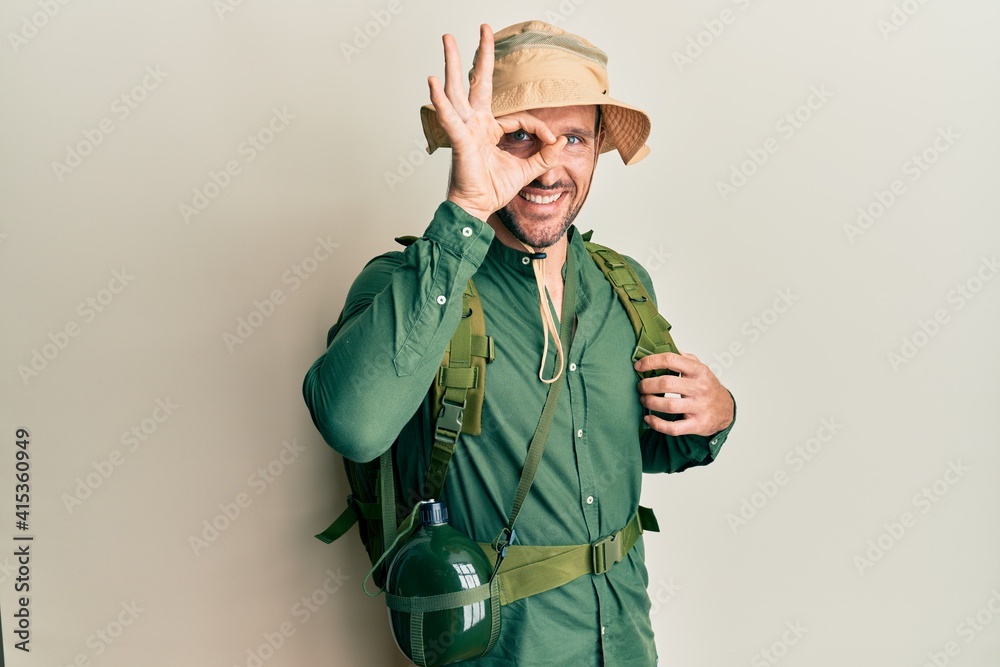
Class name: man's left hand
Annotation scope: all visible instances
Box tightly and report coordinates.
[634,352,734,437]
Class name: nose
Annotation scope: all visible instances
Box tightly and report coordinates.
[534,168,561,188]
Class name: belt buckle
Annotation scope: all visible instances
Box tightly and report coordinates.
[591,531,623,575]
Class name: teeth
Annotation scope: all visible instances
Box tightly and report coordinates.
[520,191,562,205]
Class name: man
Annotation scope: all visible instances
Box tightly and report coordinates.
[303,20,735,665]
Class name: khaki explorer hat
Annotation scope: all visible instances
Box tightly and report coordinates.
[420,20,651,166]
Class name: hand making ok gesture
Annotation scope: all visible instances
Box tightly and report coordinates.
[428,24,568,222]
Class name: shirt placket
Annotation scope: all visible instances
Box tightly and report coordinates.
[565,260,613,664]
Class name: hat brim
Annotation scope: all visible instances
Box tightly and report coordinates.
[420,90,651,166]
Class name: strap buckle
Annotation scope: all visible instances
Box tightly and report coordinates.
[434,400,465,445]
[596,249,625,270]
[490,527,516,581]
[591,530,624,575]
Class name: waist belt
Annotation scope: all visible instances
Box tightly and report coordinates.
[476,505,659,606]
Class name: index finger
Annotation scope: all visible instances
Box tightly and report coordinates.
[496,112,558,144]
[634,351,700,376]
[468,24,494,112]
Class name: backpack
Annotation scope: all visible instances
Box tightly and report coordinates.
[315,233,677,592]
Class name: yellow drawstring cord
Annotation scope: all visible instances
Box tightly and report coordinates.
[519,241,565,384]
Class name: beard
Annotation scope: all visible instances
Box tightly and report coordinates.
[494,181,587,249]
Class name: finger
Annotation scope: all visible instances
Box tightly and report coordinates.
[496,113,558,144]
[681,352,701,363]
[643,413,701,437]
[523,136,567,180]
[639,394,692,415]
[443,34,474,120]
[468,24,494,112]
[637,374,691,397]
[634,351,700,376]
[428,75,466,140]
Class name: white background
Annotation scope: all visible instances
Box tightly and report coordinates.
[2,1,998,665]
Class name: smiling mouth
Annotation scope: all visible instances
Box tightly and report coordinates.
[518,190,564,205]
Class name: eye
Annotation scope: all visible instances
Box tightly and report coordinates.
[566,135,582,145]
[508,129,531,142]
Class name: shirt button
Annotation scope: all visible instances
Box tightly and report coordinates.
[436,295,447,305]
[462,226,473,237]
[586,495,594,505]
[521,256,530,265]
[576,429,583,438]
[601,625,606,636]
[569,362,577,372]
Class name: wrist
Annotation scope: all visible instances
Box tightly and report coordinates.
[446,195,492,223]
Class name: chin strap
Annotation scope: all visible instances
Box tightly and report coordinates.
[519,241,565,384]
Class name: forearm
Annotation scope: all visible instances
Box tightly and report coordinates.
[302,201,494,462]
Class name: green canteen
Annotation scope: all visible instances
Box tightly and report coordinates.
[385,500,497,665]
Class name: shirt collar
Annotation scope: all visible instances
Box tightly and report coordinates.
[485,225,587,281]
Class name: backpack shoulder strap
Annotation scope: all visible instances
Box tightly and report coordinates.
[395,235,494,500]
[580,232,679,377]
[425,278,493,499]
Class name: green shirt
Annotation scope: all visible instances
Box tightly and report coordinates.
[303,201,734,666]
